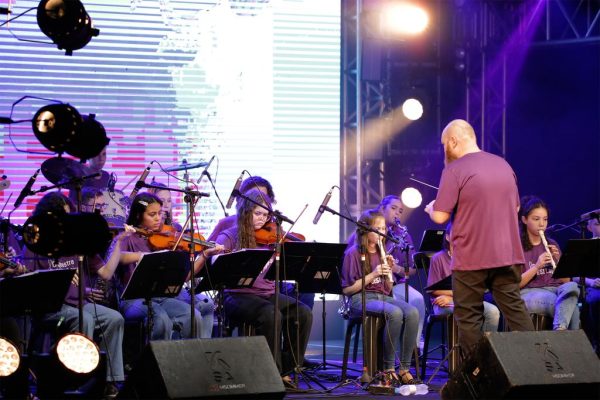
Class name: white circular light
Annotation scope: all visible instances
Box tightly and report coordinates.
[401,187,423,209]
[0,337,20,377]
[383,4,430,36]
[402,98,424,121]
[56,333,99,374]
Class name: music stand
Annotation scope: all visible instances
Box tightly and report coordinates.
[120,250,190,342]
[553,239,600,279]
[424,274,452,292]
[418,229,445,253]
[0,269,74,316]
[269,242,346,373]
[195,248,275,337]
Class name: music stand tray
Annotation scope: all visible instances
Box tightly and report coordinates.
[267,242,346,295]
[419,229,445,253]
[553,239,600,279]
[195,248,275,292]
[0,269,74,316]
[120,251,190,300]
[425,274,452,291]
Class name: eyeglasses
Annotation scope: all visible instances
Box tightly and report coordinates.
[84,203,107,211]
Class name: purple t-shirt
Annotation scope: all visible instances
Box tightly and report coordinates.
[434,151,524,271]
[215,226,275,298]
[341,245,390,296]
[427,250,452,289]
[521,239,563,288]
[207,215,236,242]
[117,233,152,292]
[23,248,103,307]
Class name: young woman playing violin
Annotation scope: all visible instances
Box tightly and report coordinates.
[214,188,313,388]
[147,182,218,338]
[115,192,221,340]
[341,209,420,386]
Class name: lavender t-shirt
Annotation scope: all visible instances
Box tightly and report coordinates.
[521,239,563,288]
[207,215,236,242]
[341,245,390,296]
[23,248,103,307]
[215,226,275,298]
[434,151,524,271]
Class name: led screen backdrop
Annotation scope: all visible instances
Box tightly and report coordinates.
[0,0,341,242]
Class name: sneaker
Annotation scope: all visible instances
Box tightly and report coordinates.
[104,382,119,399]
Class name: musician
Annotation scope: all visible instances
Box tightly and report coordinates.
[518,196,580,330]
[80,187,107,214]
[377,195,425,349]
[427,224,500,332]
[84,145,111,189]
[341,209,420,385]
[207,176,275,242]
[581,216,600,354]
[21,191,129,397]
[147,182,217,338]
[214,188,312,388]
[115,192,216,340]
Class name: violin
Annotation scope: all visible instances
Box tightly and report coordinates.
[147,224,215,252]
[0,252,19,272]
[255,221,305,246]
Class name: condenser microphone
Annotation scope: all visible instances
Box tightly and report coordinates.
[0,176,10,191]
[312,187,334,225]
[14,169,40,209]
[201,155,215,176]
[129,163,152,200]
[225,172,244,209]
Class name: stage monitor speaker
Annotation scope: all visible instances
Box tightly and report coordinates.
[442,330,600,399]
[119,336,285,399]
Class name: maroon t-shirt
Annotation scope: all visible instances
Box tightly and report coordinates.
[427,250,452,290]
[117,233,152,292]
[434,151,525,271]
[521,239,563,288]
[341,245,391,296]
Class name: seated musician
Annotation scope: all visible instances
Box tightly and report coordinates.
[21,191,130,396]
[115,192,221,340]
[147,182,217,338]
[213,188,313,388]
[427,223,500,332]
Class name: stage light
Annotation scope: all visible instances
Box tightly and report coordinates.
[36,0,100,55]
[32,104,109,161]
[381,3,429,36]
[401,187,422,208]
[0,337,20,378]
[401,98,423,121]
[23,211,111,258]
[56,333,99,374]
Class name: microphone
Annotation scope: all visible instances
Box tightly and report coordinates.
[14,169,40,209]
[0,176,10,191]
[129,163,152,200]
[313,186,333,225]
[581,209,600,223]
[201,155,215,176]
[226,171,244,209]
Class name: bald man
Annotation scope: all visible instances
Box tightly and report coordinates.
[425,119,533,360]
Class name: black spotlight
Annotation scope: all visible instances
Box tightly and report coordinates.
[22,211,111,258]
[36,0,100,56]
[32,105,109,161]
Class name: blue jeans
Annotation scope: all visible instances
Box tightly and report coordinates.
[41,303,125,382]
[521,282,580,330]
[433,301,500,332]
[176,289,215,338]
[392,283,426,347]
[350,292,419,370]
[120,297,202,340]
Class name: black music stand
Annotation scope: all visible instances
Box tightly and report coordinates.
[268,242,346,374]
[195,248,275,338]
[418,229,445,253]
[424,274,452,292]
[0,269,74,317]
[120,250,190,342]
[553,239,600,279]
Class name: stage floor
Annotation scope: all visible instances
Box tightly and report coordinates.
[284,339,448,399]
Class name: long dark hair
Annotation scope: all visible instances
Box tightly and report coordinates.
[352,209,384,276]
[519,195,550,251]
[240,176,276,204]
[235,188,272,249]
[33,191,74,216]
[126,192,162,227]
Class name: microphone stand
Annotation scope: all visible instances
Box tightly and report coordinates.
[317,205,399,384]
[138,182,210,338]
[199,170,229,217]
[32,172,100,334]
